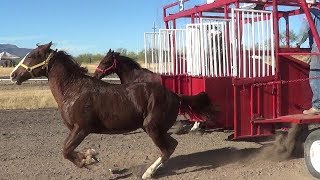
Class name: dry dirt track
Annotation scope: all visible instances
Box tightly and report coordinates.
[0,108,314,180]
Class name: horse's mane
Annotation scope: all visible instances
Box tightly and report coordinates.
[53,50,88,74]
[118,55,141,69]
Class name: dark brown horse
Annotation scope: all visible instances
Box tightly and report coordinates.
[94,49,161,83]
[93,50,215,131]
[10,42,214,179]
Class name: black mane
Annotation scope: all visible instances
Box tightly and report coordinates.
[52,50,88,74]
[118,55,141,69]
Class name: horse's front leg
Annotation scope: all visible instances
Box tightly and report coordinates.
[63,124,89,168]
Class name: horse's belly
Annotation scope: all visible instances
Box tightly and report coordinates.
[101,116,143,132]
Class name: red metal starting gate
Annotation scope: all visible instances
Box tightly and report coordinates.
[144,0,320,140]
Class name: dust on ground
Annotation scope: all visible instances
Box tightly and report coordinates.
[0,109,313,180]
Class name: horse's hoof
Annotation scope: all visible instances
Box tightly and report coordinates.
[84,148,98,156]
[142,172,152,179]
[85,155,98,165]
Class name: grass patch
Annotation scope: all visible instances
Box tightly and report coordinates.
[0,67,14,77]
[0,89,57,109]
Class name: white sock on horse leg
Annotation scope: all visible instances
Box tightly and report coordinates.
[142,157,163,179]
[190,121,200,131]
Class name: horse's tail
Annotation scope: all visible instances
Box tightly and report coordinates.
[178,92,217,123]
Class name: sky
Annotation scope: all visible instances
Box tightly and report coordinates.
[0,0,306,56]
[0,0,180,56]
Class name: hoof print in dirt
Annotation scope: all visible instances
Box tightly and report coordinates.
[108,168,132,180]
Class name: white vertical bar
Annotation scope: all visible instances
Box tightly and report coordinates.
[209,23,214,77]
[266,15,270,76]
[252,12,256,78]
[232,9,240,77]
[191,27,194,75]
[160,31,163,74]
[196,26,197,76]
[164,31,167,74]
[224,21,228,76]
[222,22,227,76]
[213,24,218,77]
[165,31,170,74]
[159,32,162,74]
[242,11,246,78]
[200,23,203,76]
[196,26,200,76]
[170,30,174,75]
[270,14,275,75]
[166,31,169,75]
[247,12,251,78]
[258,13,262,77]
[164,31,167,75]
[182,30,186,74]
[261,13,266,77]
[217,23,222,76]
[203,24,208,76]
[178,30,181,75]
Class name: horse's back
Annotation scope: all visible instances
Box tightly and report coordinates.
[133,69,161,84]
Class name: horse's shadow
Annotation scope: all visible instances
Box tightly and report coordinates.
[152,147,260,178]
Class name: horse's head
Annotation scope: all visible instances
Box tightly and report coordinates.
[93,49,119,79]
[10,42,54,85]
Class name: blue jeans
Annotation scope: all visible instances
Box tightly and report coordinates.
[309,54,320,109]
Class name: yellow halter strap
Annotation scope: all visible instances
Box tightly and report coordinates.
[19,52,54,77]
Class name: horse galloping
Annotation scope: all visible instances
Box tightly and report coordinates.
[10,42,214,179]
[93,50,216,132]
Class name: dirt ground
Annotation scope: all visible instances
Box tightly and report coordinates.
[0,108,314,180]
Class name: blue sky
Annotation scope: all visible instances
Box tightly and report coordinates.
[0,0,305,56]
[0,0,178,55]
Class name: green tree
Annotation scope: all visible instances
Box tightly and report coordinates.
[279,30,299,47]
[75,53,104,64]
[116,48,128,55]
[74,48,147,65]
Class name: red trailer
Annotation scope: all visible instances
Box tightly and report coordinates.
[144,0,320,178]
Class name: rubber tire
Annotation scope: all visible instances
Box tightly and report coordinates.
[304,128,320,179]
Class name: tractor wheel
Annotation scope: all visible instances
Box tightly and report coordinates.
[304,128,320,179]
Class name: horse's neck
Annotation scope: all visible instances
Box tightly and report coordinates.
[115,61,140,84]
[47,61,76,105]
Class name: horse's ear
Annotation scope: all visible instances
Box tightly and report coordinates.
[42,42,52,51]
[47,41,53,48]
[107,49,113,55]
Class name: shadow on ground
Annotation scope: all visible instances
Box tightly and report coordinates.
[152,147,259,178]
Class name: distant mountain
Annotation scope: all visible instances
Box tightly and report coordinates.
[0,44,32,59]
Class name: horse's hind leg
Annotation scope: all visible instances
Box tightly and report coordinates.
[142,124,178,179]
[63,124,89,168]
